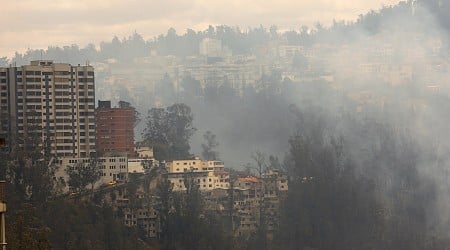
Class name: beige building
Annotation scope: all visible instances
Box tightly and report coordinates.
[135,146,154,158]
[128,158,152,174]
[0,60,95,157]
[165,157,230,192]
[128,146,158,174]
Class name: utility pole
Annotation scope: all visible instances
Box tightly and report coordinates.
[0,181,6,250]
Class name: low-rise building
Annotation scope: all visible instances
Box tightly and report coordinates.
[55,154,128,192]
[230,171,288,239]
[123,206,160,238]
[128,146,158,174]
[128,158,157,174]
[165,157,230,192]
[232,177,262,237]
[262,169,288,239]
[134,146,154,158]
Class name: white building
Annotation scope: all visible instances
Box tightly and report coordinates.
[128,158,158,174]
[135,146,154,158]
[55,155,128,192]
[199,38,223,57]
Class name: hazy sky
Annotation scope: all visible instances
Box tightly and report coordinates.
[1,0,401,58]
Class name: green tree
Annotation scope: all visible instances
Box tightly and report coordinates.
[143,103,196,160]
[65,157,101,193]
[41,200,147,249]
[275,116,383,250]
[6,126,58,204]
[7,204,51,250]
[157,171,229,250]
[156,178,176,249]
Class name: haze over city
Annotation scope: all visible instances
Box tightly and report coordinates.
[1,0,400,57]
[1,0,450,249]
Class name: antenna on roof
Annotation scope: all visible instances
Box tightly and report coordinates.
[411,0,416,16]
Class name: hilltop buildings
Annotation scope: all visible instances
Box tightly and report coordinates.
[162,156,288,239]
[2,60,290,241]
[0,60,144,190]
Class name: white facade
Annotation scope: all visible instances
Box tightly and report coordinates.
[55,155,128,192]
[135,146,154,158]
[128,158,158,174]
[199,38,223,57]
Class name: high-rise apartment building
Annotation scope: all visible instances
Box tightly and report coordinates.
[0,60,96,157]
[95,100,135,157]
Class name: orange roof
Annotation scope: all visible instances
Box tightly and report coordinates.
[214,170,229,175]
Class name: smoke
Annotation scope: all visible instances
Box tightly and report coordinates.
[296,2,450,238]
[91,0,450,238]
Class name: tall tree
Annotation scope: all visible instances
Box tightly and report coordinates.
[6,127,58,204]
[201,131,219,160]
[275,115,383,250]
[7,204,51,250]
[181,74,202,98]
[143,103,196,160]
[154,74,176,104]
[65,157,101,193]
